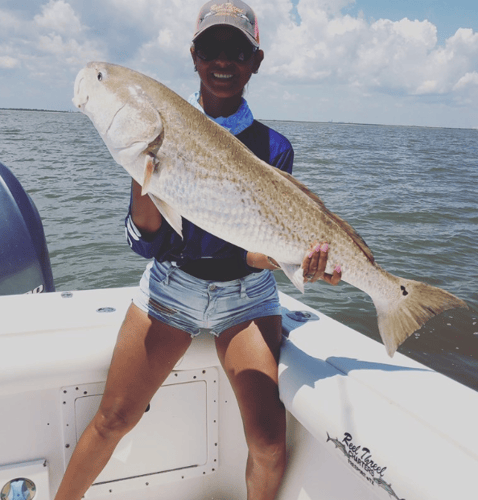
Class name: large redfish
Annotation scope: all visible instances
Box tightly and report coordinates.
[73,62,467,356]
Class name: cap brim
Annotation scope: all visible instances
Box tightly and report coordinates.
[192,19,259,48]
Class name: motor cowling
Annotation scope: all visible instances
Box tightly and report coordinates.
[0,162,55,295]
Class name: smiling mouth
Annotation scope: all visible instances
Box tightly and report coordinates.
[213,73,233,79]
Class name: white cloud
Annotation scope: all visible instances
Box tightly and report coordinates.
[415,80,439,94]
[0,9,22,33]
[108,0,205,82]
[37,33,104,66]
[282,90,299,101]
[390,17,437,48]
[0,0,477,125]
[0,1,107,113]
[4,1,106,79]
[257,0,478,110]
[453,71,478,91]
[157,29,174,49]
[0,56,20,69]
[34,0,83,35]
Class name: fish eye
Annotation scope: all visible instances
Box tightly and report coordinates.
[97,72,103,81]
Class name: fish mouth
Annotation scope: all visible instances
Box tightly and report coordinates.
[74,94,89,109]
[72,74,89,109]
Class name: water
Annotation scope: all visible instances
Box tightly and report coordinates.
[1,109,477,390]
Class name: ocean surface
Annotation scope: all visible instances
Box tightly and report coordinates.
[1,109,477,390]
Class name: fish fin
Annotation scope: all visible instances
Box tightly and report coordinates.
[372,274,468,357]
[278,262,305,293]
[148,194,183,239]
[274,169,374,265]
[141,155,156,196]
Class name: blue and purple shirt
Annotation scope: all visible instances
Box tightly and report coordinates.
[125,97,294,281]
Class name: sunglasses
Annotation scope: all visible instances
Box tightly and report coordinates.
[194,38,257,63]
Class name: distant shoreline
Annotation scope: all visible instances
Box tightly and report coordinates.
[1,108,476,131]
[0,108,76,113]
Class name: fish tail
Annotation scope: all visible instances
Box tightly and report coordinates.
[372,276,468,357]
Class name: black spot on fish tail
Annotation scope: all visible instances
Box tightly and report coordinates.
[375,278,467,357]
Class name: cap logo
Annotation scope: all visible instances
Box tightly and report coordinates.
[195,1,260,46]
[202,3,252,28]
[209,3,245,17]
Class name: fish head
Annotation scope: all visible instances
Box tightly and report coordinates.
[73,62,163,174]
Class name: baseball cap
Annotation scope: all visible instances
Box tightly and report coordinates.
[193,1,260,48]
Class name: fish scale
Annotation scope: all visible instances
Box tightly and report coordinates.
[73,62,467,357]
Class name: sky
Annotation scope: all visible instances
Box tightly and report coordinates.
[0,0,477,128]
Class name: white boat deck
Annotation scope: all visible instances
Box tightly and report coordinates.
[0,287,476,499]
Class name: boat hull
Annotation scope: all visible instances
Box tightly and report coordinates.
[0,288,476,499]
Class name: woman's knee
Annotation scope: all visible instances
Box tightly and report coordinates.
[246,411,286,459]
[92,399,144,438]
[248,437,287,471]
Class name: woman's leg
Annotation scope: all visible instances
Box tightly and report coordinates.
[54,303,192,500]
[215,315,286,500]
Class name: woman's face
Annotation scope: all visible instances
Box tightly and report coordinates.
[191,26,264,101]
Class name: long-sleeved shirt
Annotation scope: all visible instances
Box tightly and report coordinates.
[125,119,294,280]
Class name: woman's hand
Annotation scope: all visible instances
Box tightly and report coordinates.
[246,252,281,271]
[302,242,341,285]
[247,244,341,286]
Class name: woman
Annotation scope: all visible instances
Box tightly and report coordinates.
[54,2,340,500]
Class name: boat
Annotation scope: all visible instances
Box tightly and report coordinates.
[1,161,476,500]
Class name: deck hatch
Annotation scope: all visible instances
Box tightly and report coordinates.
[60,368,219,497]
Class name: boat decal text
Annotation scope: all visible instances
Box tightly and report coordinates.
[326,431,405,500]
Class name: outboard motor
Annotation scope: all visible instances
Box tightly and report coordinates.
[0,162,55,295]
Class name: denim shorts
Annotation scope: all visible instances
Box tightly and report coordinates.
[133,260,281,337]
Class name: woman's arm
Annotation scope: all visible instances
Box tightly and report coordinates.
[130,179,162,235]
